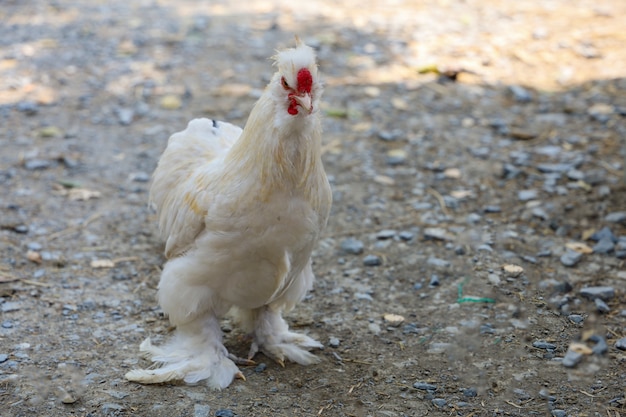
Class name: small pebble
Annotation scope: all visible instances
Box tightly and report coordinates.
[424,227,453,241]
[518,189,538,201]
[590,226,616,242]
[568,314,584,324]
[376,230,396,240]
[594,298,610,313]
[255,363,267,373]
[427,257,450,268]
[589,335,608,355]
[509,85,532,103]
[431,398,447,408]
[340,238,364,255]
[363,254,382,266]
[0,354,8,363]
[386,149,408,165]
[592,237,614,254]
[429,274,440,287]
[328,337,340,348]
[463,388,477,398]
[605,211,626,224]
[513,388,531,400]
[552,410,566,417]
[398,231,414,241]
[579,286,615,301]
[562,349,584,368]
[560,250,583,267]
[413,382,437,391]
[193,404,211,417]
[615,337,626,351]
[532,340,556,350]
[483,205,501,213]
[2,321,13,329]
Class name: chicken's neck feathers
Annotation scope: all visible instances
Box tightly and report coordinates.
[225,93,325,203]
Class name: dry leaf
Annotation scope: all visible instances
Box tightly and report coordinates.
[565,242,593,254]
[26,250,42,264]
[91,259,115,268]
[68,188,101,201]
[444,168,461,179]
[383,313,405,327]
[569,342,593,355]
[374,175,395,186]
[502,264,524,277]
[450,189,472,199]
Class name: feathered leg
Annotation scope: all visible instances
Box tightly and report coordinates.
[126,255,241,390]
[125,314,242,389]
[238,306,323,366]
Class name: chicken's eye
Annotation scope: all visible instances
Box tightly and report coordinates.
[280,77,290,90]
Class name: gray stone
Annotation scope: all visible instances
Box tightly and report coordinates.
[509,85,532,103]
[429,274,440,287]
[116,108,134,125]
[432,398,447,407]
[518,189,538,201]
[427,257,450,268]
[24,159,52,170]
[532,340,556,350]
[0,354,8,363]
[562,349,583,368]
[363,255,382,266]
[513,388,531,400]
[560,249,583,267]
[615,337,626,351]
[592,237,614,254]
[329,337,340,348]
[413,382,437,391]
[483,205,501,213]
[552,410,566,417]
[398,231,414,241]
[590,226,616,242]
[568,314,584,324]
[595,298,610,313]
[463,388,477,397]
[376,229,396,240]
[254,363,267,373]
[377,129,404,142]
[536,163,571,173]
[1,302,21,313]
[605,211,626,223]
[340,238,364,255]
[424,227,452,241]
[194,404,211,417]
[589,335,608,355]
[579,286,615,301]
[215,410,234,417]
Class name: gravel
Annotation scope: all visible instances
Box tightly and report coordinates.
[1,1,624,416]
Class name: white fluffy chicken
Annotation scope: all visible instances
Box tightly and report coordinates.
[125,40,331,390]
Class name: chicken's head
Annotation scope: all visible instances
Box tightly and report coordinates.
[272,39,321,117]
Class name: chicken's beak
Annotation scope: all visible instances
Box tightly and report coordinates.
[293,93,312,114]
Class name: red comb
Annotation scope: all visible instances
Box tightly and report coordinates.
[297,68,313,94]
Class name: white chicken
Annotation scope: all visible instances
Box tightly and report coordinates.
[125,39,331,390]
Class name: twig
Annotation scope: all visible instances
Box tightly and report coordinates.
[343,358,373,365]
[21,279,51,287]
[505,400,524,409]
[48,212,103,241]
[427,188,449,216]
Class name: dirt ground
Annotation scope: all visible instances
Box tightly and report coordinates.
[1,1,625,416]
